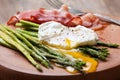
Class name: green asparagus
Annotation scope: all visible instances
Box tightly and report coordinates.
[17,29,87,72]
[24,27,38,31]
[0,31,42,71]
[78,46,109,60]
[2,25,52,68]
[97,41,119,48]
[51,59,86,73]
[0,38,16,50]
[15,23,28,27]
[16,28,38,37]
[19,20,39,27]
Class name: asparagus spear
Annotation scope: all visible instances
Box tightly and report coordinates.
[25,27,38,31]
[19,20,39,27]
[0,38,16,50]
[51,59,86,73]
[15,23,28,27]
[97,41,119,48]
[15,22,39,31]
[0,31,42,71]
[16,28,38,37]
[15,20,39,31]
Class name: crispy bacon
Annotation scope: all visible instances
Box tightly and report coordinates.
[7,5,108,30]
[7,5,81,27]
[7,16,19,25]
[81,13,108,30]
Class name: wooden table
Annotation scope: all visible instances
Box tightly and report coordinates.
[0,0,120,80]
[0,0,120,24]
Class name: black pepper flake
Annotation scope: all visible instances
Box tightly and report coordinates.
[61,29,63,32]
[67,33,69,35]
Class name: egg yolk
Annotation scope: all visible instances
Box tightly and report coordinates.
[64,51,98,73]
[43,44,98,73]
[65,38,71,49]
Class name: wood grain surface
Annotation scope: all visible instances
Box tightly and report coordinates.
[0,0,120,24]
[0,0,120,80]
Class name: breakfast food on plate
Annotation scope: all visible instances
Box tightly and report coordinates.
[0,5,119,74]
[38,21,98,49]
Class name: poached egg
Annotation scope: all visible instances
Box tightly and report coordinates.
[38,21,99,73]
[38,21,98,49]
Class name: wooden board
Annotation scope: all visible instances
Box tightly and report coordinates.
[0,0,120,80]
[0,24,120,80]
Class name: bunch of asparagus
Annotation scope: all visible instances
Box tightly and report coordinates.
[0,25,86,73]
[0,20,119,73]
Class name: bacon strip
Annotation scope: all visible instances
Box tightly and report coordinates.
[7,5,108,30]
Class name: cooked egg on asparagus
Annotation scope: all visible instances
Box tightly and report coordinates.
[38,21,99,73]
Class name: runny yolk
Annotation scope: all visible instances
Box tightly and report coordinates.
[65,38,71,49]
[65,51,98,73]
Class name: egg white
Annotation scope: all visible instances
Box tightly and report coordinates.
[38,21,98,49]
